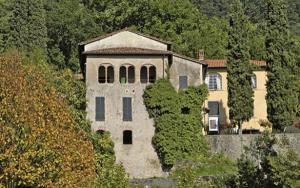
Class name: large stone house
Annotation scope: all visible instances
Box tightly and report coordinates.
[204,59,268,133]
[78,29,206,178]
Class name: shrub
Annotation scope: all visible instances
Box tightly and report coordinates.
[143,79,208,168]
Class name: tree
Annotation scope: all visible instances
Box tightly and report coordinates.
[265,0,298,131]
[227,0,253,134]
[0,53,95,187]
[8,0,48,52]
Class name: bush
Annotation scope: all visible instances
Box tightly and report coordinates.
[0,54,95,187]
[143,79,208,168]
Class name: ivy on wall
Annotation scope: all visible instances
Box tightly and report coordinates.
[143,79,209,168]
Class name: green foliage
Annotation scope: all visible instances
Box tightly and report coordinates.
[8,0,47,53]
[227,0,254,131]
[265,0,299,131]
[171,154,237,188]
[223,132,300,188]
[143,79,208,168]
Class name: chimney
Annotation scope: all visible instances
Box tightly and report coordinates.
[199,50,205,61]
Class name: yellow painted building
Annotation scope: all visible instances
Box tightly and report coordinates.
[204,59,268,133]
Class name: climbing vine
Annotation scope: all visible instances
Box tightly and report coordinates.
[143,79,209,168]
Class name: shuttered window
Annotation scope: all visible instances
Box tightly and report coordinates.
[179,76,188,89]
[123,97,132,121]
[95,97,105,121]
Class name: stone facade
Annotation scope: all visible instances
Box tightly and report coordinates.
[79,29,205,178]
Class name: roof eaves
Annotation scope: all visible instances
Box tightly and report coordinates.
[173,53,206,65]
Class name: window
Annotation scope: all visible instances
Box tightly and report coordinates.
[96,129,105,135]
[95,97,105,121]
[98,66,106,83]
[128,66,135,83]
[98,65,114,84]
[208,101,219,116]
[119,65,135,84]
[123,97,132,121]
[107,66,114,83]
[149,66,156,83]
[119,66,127,83]
[140,65,156,84]
[205,74,222,90]
[123,130,132,144]
[181,107,190,114]
[251,75,257,89]
[140,66,148,83]
[179,76,188,89]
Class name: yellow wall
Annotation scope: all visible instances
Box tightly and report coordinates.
[205,68,268,132]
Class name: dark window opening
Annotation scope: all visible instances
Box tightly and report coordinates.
[140,66,148,83]
[107,66,114,83]
[98,66,106,83]
[208,102,219,116]
[96,129,105,135]
[119,66,127,83]
[181,107,190,114]
[123,97,132,121]
[123,130,132,144]
[95,97,105,121]
[128,66,135,83]
[149,66,156,83]
[179,76,188,89]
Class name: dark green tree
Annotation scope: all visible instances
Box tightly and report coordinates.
[27,0,47,51]
[8,0,47,52]
[8,0,28,50]
[265,0,298,131]
[227,0,254,134]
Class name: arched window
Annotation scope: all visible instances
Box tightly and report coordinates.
[128,66,135,83]
[119,65,135,84]
[205,73,222,90]
[140,66,148,83]
[98,65,114,84]
[149,66,156,83]
[140,65,156,84]
[96,129,105,135]
[119,66,127,83]
[98,66,106,83]
[107,66,114,83]
[123,130,132,145]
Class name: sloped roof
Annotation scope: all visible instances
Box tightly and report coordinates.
[173,53,206,65]
[79,28,172,45]
[83,47,172,55]
[205,59,266,68]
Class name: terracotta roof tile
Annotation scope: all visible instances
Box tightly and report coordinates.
[205,59,266,68]
[83,47,172,55]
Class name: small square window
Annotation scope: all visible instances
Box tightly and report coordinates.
[179,76,188,89]
[123,130,132,145]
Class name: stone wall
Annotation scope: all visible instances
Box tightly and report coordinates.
[206,133,300,160]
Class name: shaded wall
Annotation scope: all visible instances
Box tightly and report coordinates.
[206,134,300,160]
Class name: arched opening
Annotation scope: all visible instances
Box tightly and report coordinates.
[123,130,132,145]
[128,66,135,83]
[140,66,148,83]
[119,66,127,84]
[107,66,114,83]
[98,66,106,83]
[149,66,156,83]
[96,129,105,135]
